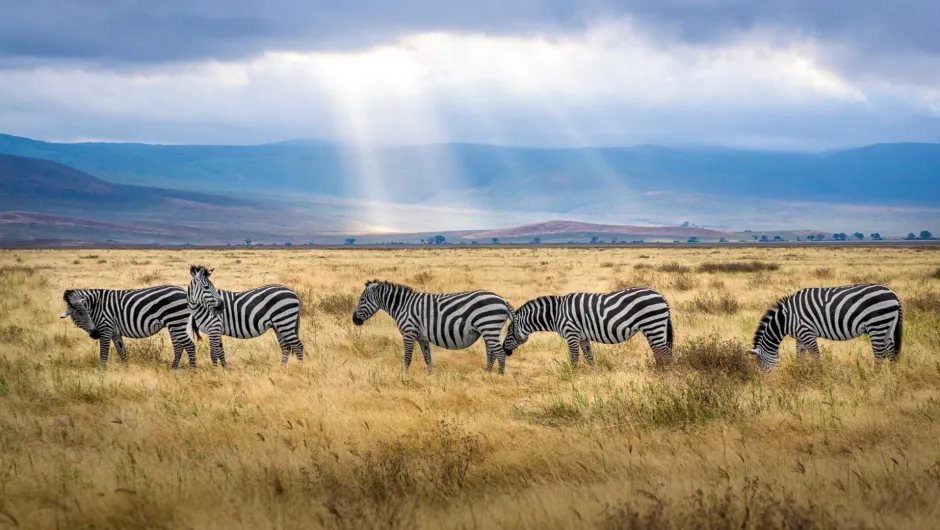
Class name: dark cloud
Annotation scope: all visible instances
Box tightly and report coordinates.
[1,1,937,67]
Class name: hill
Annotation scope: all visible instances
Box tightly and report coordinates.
[1,134,938,207]
[465,221,737,241]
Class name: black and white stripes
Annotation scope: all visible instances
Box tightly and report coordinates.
[352,280,514,373]
[501,288,674,368]
[187,265,305,367]
[750,284,903,369]
[60,285,196,368]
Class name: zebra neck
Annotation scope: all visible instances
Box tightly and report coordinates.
[378,288,410,321]
[526,296,559,333]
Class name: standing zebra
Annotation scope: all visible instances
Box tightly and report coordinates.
[501,288,674,368]
[750,284,903,369]
[352,280,515,374]
[186,265,305,367]
[59,285,197,368]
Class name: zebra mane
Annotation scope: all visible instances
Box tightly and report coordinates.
[365,279,414,293]
[190,264,212,277]
[753,294,791,347]
[63,289,74,303]
[520,295,556,312]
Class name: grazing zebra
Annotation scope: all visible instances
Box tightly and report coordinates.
[750,284,903,369]
[186,265,304,367]
[352,280,514,374]
[501,288,674,368]
[59,285,196,368]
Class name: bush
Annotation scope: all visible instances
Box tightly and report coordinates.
[658,262,691,273]
[319,293,358,318]
[675,335,755,381]
[408,271,435,286]
[687,293,741,314]
[671,273,697,292]
[697,261,780,273]
[137,271,161,284]
[908,291,940,317]
[600,478,836,530]
[812,267,834,279]
[930,268,940,280]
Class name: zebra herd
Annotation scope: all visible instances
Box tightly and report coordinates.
[60,264,904,373]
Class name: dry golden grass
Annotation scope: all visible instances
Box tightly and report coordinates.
[1,246,939,529]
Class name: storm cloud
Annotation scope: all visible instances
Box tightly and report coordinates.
[0,1,938,147]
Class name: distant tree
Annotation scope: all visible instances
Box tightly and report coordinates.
[611,238,618,244]
[681,221,690,227]
[420,239,426,244]
[920,230,933,240]
[531,237,542,244]
[853,232,864,240]
[752,234,759,240]
[244,238,252,246]
[906,233,917,240]
[870,233,882,240]
[491,238,499,245]
[433,235,446,245]
[344,237,356,245]
[773,235,783,241]
[795,236,802,242]
[760,234,769,242]
[806,235,816,241]
[687,236,699,243]
[590,236,600,244]
[816,233,826,241]
[719,237,729,243]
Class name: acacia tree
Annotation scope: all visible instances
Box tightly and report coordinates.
[433,235,446,244]
[853,232,864,240]
[907,233,917,240]
[344,237,356,245]
[921,230,933,240]
[491,238,499,245]
[871,233,882,240]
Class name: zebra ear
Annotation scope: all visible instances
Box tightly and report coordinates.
[190,265,199,278]
[208,268,214,276]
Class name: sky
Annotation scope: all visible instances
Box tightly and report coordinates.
[2,1,940,150]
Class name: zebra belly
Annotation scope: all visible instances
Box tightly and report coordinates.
[428,330,480,350]
[583,326,638,344]
[117,318,165,339]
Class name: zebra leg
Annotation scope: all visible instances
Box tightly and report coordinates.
[98,332,112,365]
[402,335,416,371]
[184,340,197,368]
[564,334,580,368]
[292,338,305,363]
[580,340,596,372]
[483,334,506,374]
[170,340,183,370]
[869,331,892,364]
[113,335,128,365]
[419,339,432,373]
[209,333,227,368]
[275,332,290,367]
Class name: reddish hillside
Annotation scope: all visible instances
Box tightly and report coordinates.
[465,220,737,239]
[0,154,116,195]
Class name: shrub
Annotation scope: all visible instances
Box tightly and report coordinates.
[658,262,691,273]
[697,261,780,273]
[319,293,358,318]
[408,271,435,286]
[137,271,161,284]
[930,268,940,280]
[908,291,940,317]
[674,335,755,381]
[671,273,697,292]
[687,293,741,314]
[812,267,834,279]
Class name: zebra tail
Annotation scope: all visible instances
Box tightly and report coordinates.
[666,317,675,351]
[186,314,202,342]
[894,306,903,359]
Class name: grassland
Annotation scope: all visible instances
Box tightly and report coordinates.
[1,246,939,529]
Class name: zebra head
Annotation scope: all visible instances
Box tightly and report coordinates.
[352,280,383,326]
[188,265,223,317]
[750,298,789,369]
[61,290,99,339]
[502,301,537,356]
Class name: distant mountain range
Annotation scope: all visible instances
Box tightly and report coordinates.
[2,134,939,205]
[0,133,938,245]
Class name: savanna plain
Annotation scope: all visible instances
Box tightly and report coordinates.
[1,246,940,530]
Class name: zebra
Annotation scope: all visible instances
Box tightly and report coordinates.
[351,280,515,374]
[186,265,305,367]
[501,288,674,369]
[750,284,903,369]
[59,285,197,368]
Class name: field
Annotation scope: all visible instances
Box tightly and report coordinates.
[1,246,939,529]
